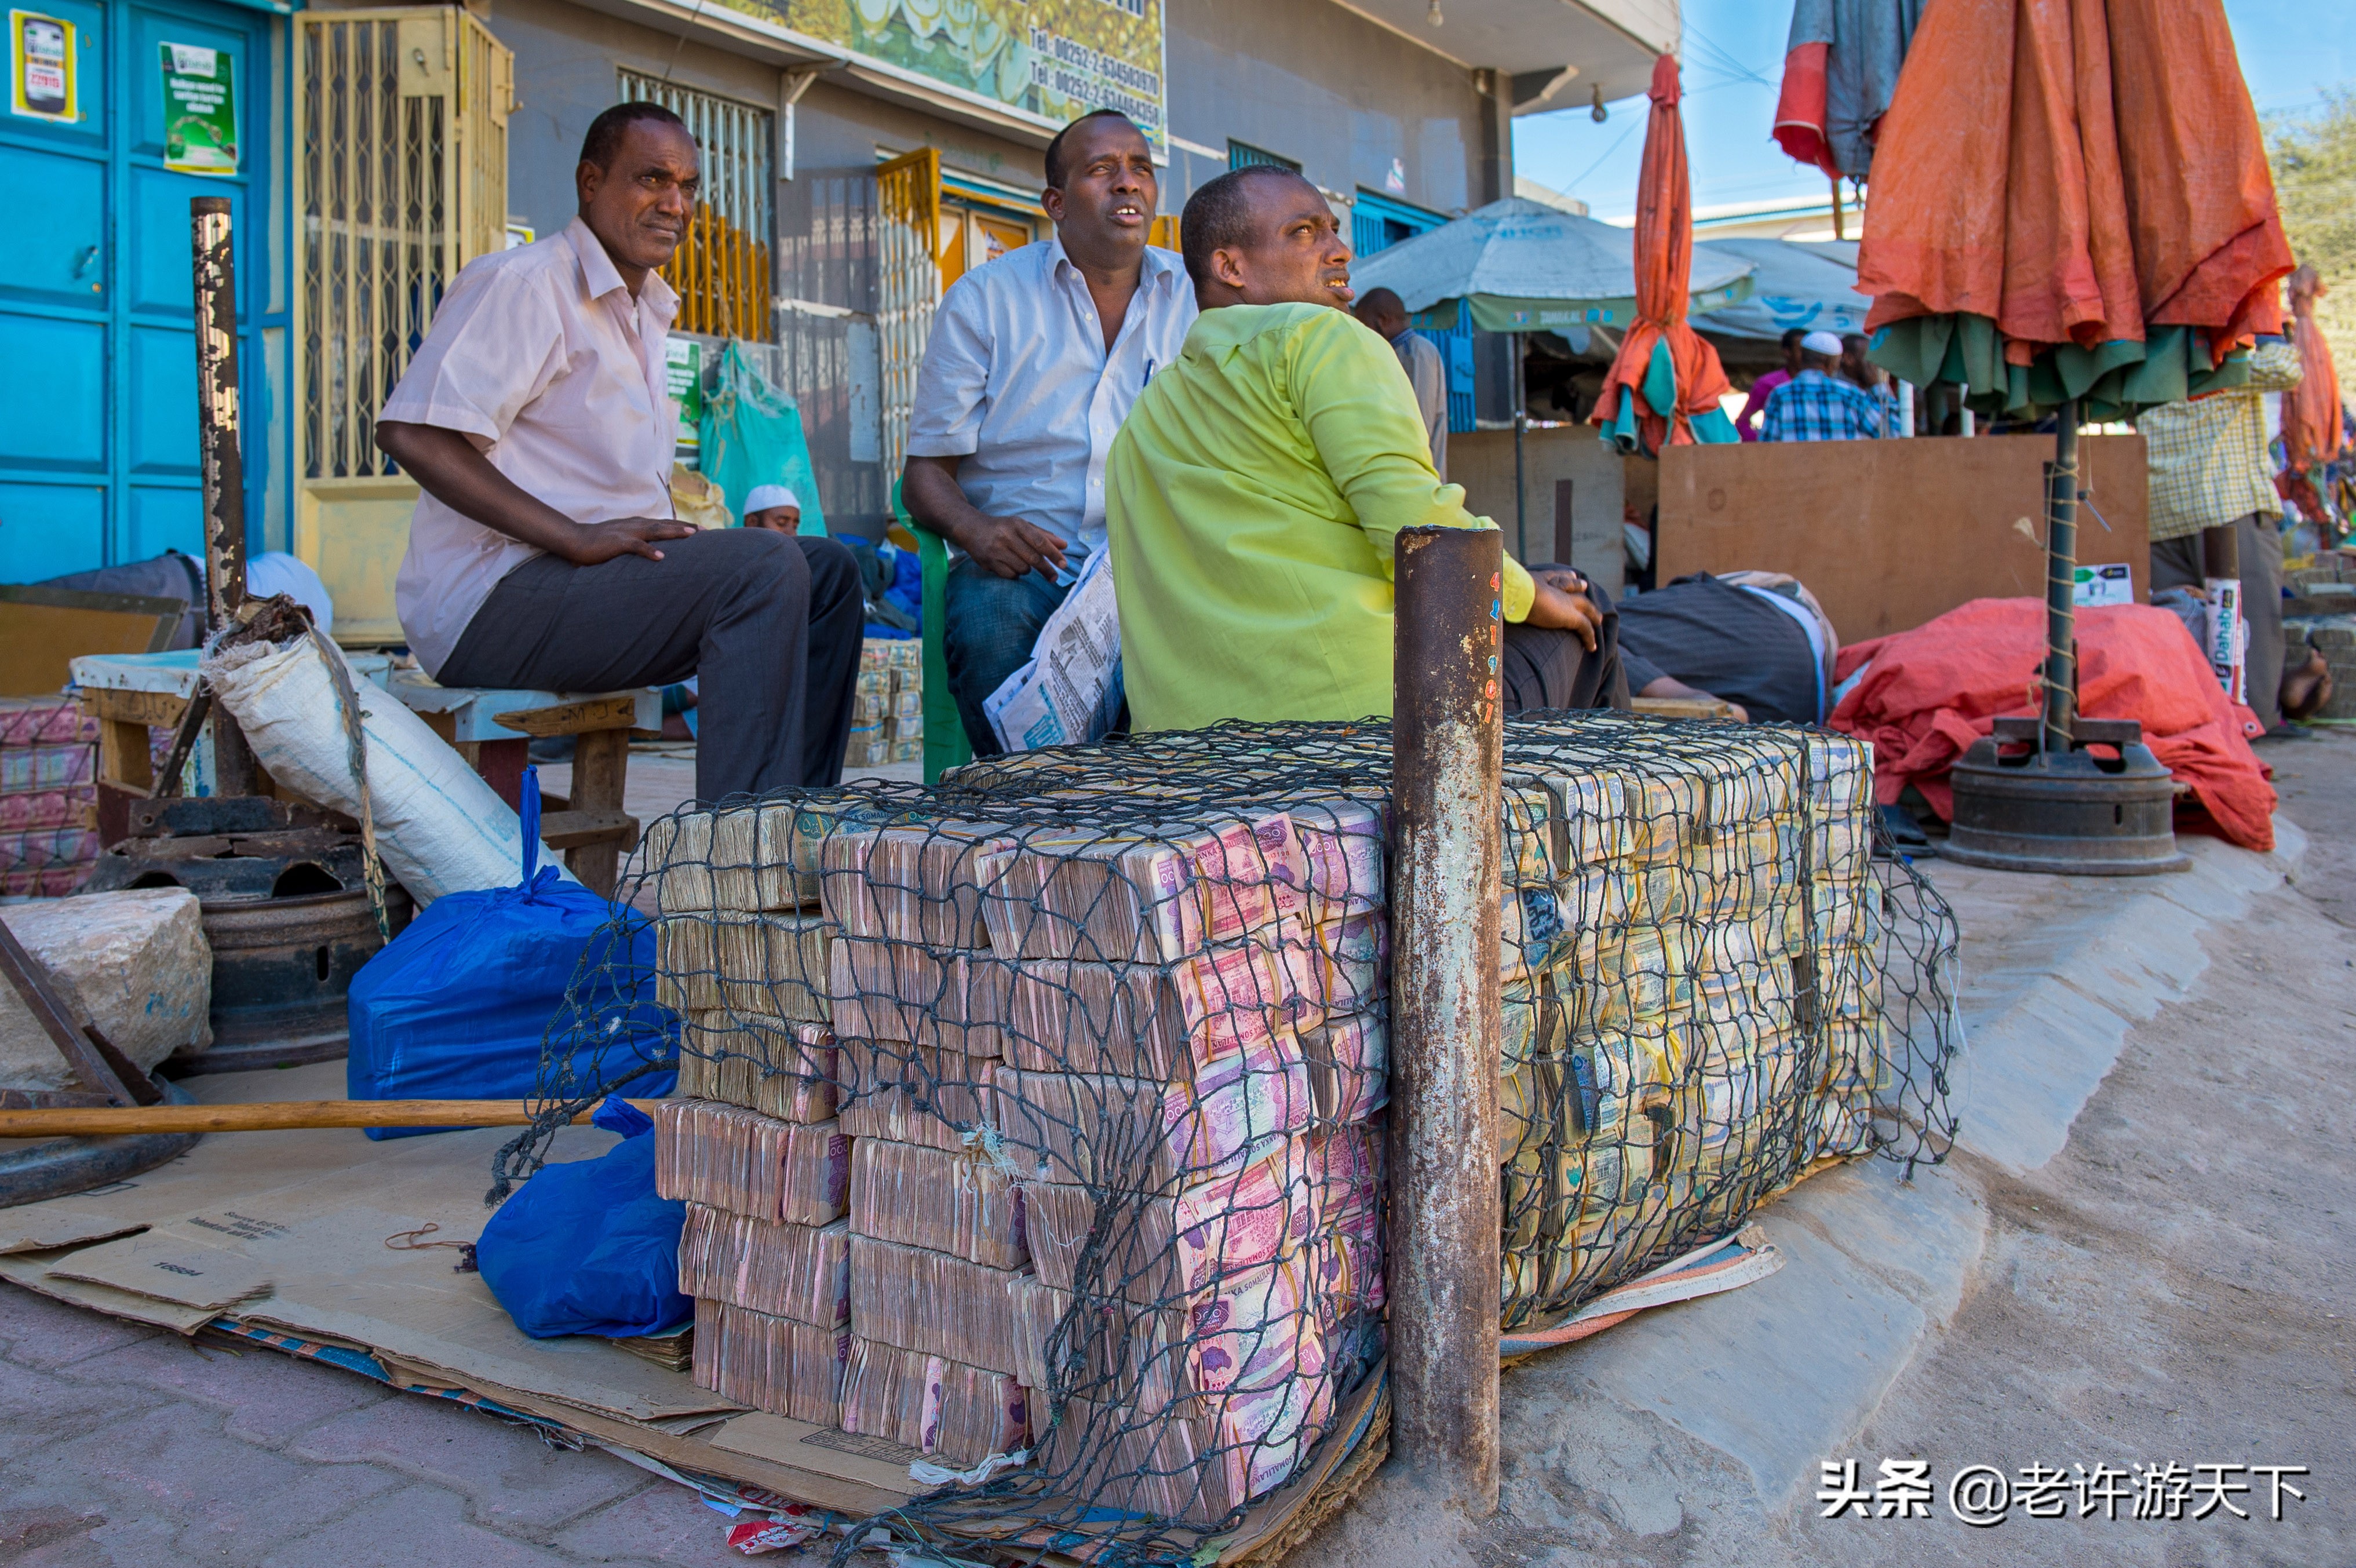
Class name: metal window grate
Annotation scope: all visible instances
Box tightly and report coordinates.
[296,8,508,480]
[1227,140,1300,172]
[619,71,776,342]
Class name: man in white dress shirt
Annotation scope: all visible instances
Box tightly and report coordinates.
[376,102,862,801]
[901,110,1197,756]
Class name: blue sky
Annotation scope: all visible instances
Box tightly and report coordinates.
[1515,0,2356,221]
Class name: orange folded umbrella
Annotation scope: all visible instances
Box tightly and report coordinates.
[2282,266,2344,475]
[1859,0,2291,399]
[1592,54,1737,455]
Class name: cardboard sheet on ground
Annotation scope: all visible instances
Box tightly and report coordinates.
[0,1058,1414,1554]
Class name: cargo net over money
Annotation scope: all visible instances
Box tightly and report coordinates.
[498,710,1957,1562]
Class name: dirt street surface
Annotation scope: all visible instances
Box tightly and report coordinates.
[1,734,2350,1566]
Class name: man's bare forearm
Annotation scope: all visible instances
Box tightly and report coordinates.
[377,421,596,561]
[899,455,991,549]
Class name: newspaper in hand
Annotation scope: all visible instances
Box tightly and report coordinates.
[983,549,1124,753]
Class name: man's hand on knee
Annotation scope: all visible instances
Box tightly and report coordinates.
[1523,578,1603,652]
[566,516,700,565]
[958,514,1070,581]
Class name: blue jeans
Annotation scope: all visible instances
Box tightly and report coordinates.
[943,557,1072,756]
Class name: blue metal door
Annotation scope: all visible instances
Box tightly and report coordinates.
[0,0,272,581]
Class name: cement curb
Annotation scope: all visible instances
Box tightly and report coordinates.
[1937,816,2307,1175]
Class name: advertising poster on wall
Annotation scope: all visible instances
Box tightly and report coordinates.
[160,41,236,174]
[10,10,75,122]
[723,0,1165,149]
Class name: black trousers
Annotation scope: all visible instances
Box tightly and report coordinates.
[2150,515,2283,729]
[440,530,864,801]
[1501,566,1631,713]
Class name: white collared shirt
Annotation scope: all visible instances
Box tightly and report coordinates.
[906,238,1196,554]
[382,217,680,675]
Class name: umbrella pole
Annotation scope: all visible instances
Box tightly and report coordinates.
[1511,331,1527,555]
[2040,400,2081,753]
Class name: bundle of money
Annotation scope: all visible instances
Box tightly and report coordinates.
[694,1298,850,1424]
[823,821,1015,949]
[679,1207,849,1326]
[994,1034,1312,1188]
[676,1013,836,1123]
[827,937,1011,1055]
[1003,940,1289,1081]
[839,1337,1031,1468]
[652,1100,849,1225]
[1041,1373,1336,1525]
[833,1037,995,1152]
[1300,1011,1387,1124]
[979,813,1304,964]
[846,1234,1033,1377]
[1021,1138,1315,1303]
[655,910,831,1023]
[850,1138,1029,1270]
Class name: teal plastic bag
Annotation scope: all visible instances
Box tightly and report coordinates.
[699,340,828,536]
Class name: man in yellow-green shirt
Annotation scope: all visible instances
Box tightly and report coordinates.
[1106,165,1624,732]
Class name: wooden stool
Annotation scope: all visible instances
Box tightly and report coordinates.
[387,680,659,897]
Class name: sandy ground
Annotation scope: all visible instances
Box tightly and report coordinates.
[1289,729,2356,1568]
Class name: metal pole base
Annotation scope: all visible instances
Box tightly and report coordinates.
[1938,718,2190,876]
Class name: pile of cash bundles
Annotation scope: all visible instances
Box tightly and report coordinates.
[1489,720,1881,1326]
[645,787,1391,1526]
[951,713,1893,1330]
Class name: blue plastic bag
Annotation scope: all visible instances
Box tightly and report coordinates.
[476,1095,691,1339]
[347,768,676,1137]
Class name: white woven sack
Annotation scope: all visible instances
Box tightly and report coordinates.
[200,636,574,905]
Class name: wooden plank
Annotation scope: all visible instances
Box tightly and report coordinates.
[564,728,632,895]
[493,696,639,737]
[536,808,639,852]
[1655,433,2150,647]
[83,688,190,727]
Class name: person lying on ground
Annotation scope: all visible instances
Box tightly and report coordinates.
[900,110,1195,759]
[1614,571,1840,724]
[374,102,860,800]
[1104,163,1626,730]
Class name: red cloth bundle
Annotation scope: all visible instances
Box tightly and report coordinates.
[1828,597,2276,851]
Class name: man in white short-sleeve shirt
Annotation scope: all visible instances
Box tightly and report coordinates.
[377,102,862,801]
[900,110,1195,756]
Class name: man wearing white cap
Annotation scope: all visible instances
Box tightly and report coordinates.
[1760,330,1890,443]
[743,485,803,534]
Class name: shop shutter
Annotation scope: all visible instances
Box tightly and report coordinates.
[875,148,942,484]
[618,72,775,344]
[292,6,512,645]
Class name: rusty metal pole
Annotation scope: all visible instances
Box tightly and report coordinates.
[2038,402,2080,753]
[191,195,257,796]
[1387,524,1504,1516]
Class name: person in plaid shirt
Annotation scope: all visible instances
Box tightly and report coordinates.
[1761,331,1889,442]
[2136,335,2303,732]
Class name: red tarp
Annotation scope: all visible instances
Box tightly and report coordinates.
[1591,54,1733,454]
[1858,0,2292,364]
[1829,597,2277,852]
